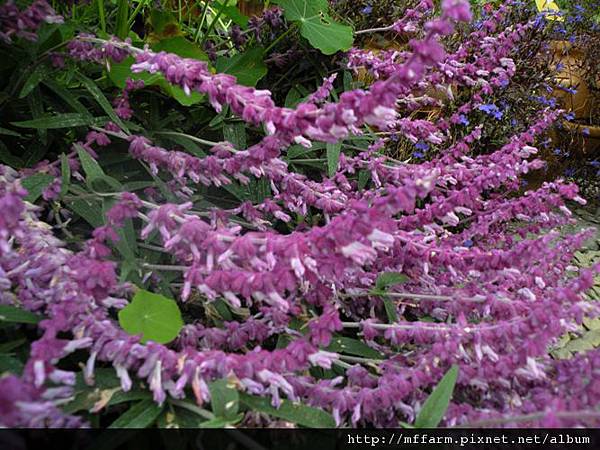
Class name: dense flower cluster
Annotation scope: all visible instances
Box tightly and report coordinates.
[0,0,62,43]
[2,0,600,429]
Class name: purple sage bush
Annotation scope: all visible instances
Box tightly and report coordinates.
[0,0,600,429]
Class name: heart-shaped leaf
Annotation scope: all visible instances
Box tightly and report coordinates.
[216,47,267,87]
[275,0,353,55]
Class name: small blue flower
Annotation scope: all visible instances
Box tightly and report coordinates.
[564,112,575,121]
[583,128,591,136]
[590,160,600,168]
[559,86,577,95]
[553,148,563,156]
[463,239,473,248]
[458,115,470,126]
[415,141,429,151]
[478,104,503,120]
[413,151,425,159]
[564,168,576,177]
[361,5,373,14]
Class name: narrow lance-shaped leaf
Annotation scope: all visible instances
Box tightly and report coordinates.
[108,399,163,428]
[11,113,106,129]
[414,365,459,428]
[326,142,341,178]
[239,393,336,428]
[0,305,42,324]
[60,153,71,198]
[21,173,54,203]
[19,66,49,99]
[75,143,105,181]
[75,72,129,133]
[208,379,240,420]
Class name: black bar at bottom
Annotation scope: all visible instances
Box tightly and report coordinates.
[0,428,599,450]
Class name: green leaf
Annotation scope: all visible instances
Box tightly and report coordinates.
[19,66,49,99]
[66,197,105,228]
[0,127,20,137]
[358,170,370,190]
[372,272,409,322]
[108,56,162,89]
[216,1,249,28]
[152,36,208,61]
[108,56,203,106]
[375,272,410,291]
[198,414,244,428]
[159,133,207,157]
[284,85,307,108]
[223,122,247,149]
[109,399,163,428]
[239,393,335,428]
[0,141,22,167]
[327,337,383,359]
[97,0,106,32]
[118,289,184,344]
[11,113,105,129]
[0,338,27,353]
[102,196,138,260]
[249,177,271,203]
[162,82,204,106]
[0,353,24,374]
[42,78,91,115]
[382,298,398,323]
[115,0,130,40]
[75,144,105,180]
[26,88,47,144]
[414,365,459,428]
[0,305,42,324]
[300,16,354,55]
[216,47,267,87]
[158,407,205,428]
[21,173,54,202]
[75,73,129,133]
[60,153,71,198]
[107,390,152,408]
[326,142,341,177]
[275,0,328,20]
[90,174,123,194]
[275,0,353,55]
[149,8,181,38]
[208,379,240,420]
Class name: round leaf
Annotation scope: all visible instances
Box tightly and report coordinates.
[118,289,184,344]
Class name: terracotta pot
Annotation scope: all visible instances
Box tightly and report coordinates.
[238,0,264,17]
[562,120,600,154]
[550,40,592,120]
